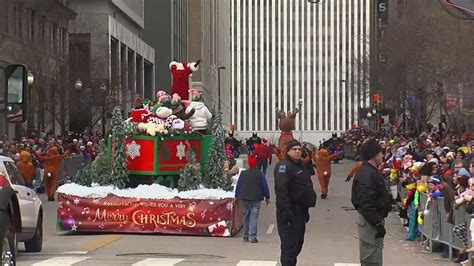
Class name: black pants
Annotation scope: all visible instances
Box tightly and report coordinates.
[277,207,306,266]
[257,159,268,174]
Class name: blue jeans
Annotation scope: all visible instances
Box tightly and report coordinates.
[257,159,268,175]
[242,200,261,239]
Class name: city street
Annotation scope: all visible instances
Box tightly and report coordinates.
[16,159,455,266]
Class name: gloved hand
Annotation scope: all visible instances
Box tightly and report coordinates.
[374,223,386,239]
[269,159,272,165]
[281,209,294,224]
[345,176,352,182]
[304,210,310,223]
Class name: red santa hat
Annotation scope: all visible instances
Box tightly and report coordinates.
[248,155,257,168]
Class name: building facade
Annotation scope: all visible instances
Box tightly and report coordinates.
[200,0,231,124]
[144,0,201,93]
[202,0,372,143]
[68,0,155,133]
[0,0,77,139]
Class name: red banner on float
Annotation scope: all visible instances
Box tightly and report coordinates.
[57,194,242,237]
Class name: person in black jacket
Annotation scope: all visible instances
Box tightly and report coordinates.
[235,155,270,243]
[351,139,392,266]
[274,139,317,266]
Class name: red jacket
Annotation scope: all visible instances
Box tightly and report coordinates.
[254,144,272,160]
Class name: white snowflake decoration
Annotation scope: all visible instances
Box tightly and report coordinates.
[176,141,186,160]
[226,202,233,211]
[126,140,141,159]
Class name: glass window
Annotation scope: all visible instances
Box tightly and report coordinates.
[4,161,25,186]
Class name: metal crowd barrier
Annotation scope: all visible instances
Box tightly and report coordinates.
[343,144,357,160]
[58,155,83,186]
[418,193,472,262]
[33,155,85,190]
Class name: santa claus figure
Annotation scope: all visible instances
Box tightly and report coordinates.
[169,60,200,100]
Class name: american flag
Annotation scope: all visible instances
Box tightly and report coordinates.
[7,107,23,122]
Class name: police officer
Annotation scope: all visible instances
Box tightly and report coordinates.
[351,139,392,266]
[274,139,317,266]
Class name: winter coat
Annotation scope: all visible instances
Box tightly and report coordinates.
[16,151,36,184]
[351,161,392,226]
[274,155,317,209]
[235,168,270,201]
[254,144,272,160]
[186,101,212,131]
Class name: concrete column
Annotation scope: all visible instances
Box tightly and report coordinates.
[128,50,137,108]
[140,56,145,98]
[116,41,122,104]
[121,44,129,114]
[151,64,155,98]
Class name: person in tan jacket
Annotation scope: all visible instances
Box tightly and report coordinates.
[17,151,36,188]
[313,149,338,199]
[36,146,70,201]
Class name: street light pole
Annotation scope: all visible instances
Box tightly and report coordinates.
[217,66,226,112]
[298,98,303,141]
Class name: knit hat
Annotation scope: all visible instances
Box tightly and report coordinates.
[135,98,143,109]
[248,155,257,168]
[359,139,383,161]
[171,93,182,106]
[286,139,301,151]
[189,89,203,101]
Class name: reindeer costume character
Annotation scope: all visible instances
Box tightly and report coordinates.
[276,108,299,147]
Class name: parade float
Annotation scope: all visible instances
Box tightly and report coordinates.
[56,62,242,237]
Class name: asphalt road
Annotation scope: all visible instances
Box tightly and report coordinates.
[16,158,456,265]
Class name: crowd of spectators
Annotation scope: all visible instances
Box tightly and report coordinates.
[343,125,473,263]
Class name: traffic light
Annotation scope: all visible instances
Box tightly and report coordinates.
[373,92,382,109]
[373,93,380,105]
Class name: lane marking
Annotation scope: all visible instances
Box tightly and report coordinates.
[334,264,361,266]
[80,235,122,252]
[132,258,185,266]
[267,224,275,234]
[32,256,90,266]
[237,261,278,266]
[60,251,89,255]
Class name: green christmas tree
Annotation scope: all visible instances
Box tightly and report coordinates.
[204,109,232,191]
[108,107,129,189]
[73,163,94,187]
[73,143,112,187]
[177,150,203,191]
[91,143,113,186]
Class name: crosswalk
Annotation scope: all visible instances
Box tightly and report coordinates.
[18,256,361,266]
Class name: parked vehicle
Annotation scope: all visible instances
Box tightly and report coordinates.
[0,156,44,266]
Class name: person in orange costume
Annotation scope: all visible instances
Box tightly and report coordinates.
[17,151,36,188]
[345,161,363,182]
[313,149,338,199]
[36,146,70,201]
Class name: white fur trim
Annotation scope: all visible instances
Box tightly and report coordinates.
[190,62,199,72]
[185,105,194,114]
[169,61,179,70]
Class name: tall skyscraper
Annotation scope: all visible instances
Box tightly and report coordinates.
[203,0,372,142]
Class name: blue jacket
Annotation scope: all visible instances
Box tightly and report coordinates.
[235,168,270,201]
